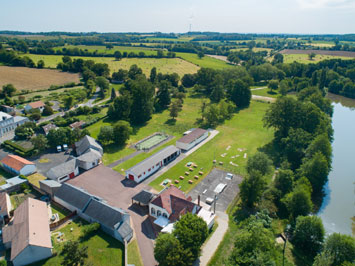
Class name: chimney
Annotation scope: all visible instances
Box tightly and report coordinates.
[198,195,200,206]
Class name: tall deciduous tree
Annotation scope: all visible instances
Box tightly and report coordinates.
[228,79,251,108]
[112,121,132,145]
[246,152,273,176]
[107,93,132,121]
[155,80,171,110]
[239,170,267,208]
[61,240,88,266]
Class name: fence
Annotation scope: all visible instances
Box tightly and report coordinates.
[50,210,77,231]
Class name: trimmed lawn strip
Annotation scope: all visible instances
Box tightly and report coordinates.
[27,173,46,188]
[252,88,281,98]
[50,204,71,220]
[127,239,143,266]
[149,101,274,193]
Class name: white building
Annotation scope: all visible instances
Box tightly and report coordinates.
[125,145,180,183]
[46,158,79,183]
[76,149,102,170]
[75,135,103,156]
[2,198,52,266]
[1,155,36,176]
[0,112,28,138]
[176,128,208,151]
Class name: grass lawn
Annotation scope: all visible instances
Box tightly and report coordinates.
[282,53,351,64]
[89,90,203,166]
[176,52,234,70]
[149,101,274,193]
[26,54,199,77]
[31,218,125,266]
[127,239,143,266]
[26,173,46,188]
[10,187,42,209]
[50,204,71,220]
[12,86,82,102]
[76,107,108,123]
[252,87,281,98]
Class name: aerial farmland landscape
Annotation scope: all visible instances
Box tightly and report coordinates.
[0,1,354,266]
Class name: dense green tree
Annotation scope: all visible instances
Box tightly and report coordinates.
[91,63,110,77]
[61,240,88,266]
[305,133,332,168]
[150,67,157,83]
[31,135,48,153]
[181,73,196,88]
[169,100,181,120]
[95,76,109,98]
[112,120,132,145]
[107,93,132,121]
[85,79,96,98]
[37,60,45,68]
[154,233,193,266]
[315,233,355,266]
[97,126,114,145]
[113,51,122,60]
[246,151,273,176]
[42,105,54,116]
[63,96,74,110]
[128,64,143,79]
[197,51,204,59]
[272,53,284,64]
[29,109,41,121]
[14,122,36,140]
[292,216,325,259]
[112,69,128,83]
[300,151,329,194]
[227,79,251,108]
[173,213,208,260]
[47,127,72,147]
[155,80,172,110]
[279,79,290,96]
[2,84,16,97]
[308,53,316,60]
[318,68,327,94]
[239,170,267,208]
[110,87,117,101]
[268,79,279,93]
[274,169,294,196]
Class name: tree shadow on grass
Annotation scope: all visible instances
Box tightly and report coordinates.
[267,90,278,95]
[231,204,255,223]
[164,118,176,125]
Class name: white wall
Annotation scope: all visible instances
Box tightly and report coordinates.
[78,159,99,170]
[149,203,169,219]
[13,245,52,266]
[19,164,36,176]
[176,131,208,151]
[126,161,162,183]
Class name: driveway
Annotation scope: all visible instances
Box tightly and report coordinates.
[67,165,157,266]
[252,94,276,103]
[188,168,242,212]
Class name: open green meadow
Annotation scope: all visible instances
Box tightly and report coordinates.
[252,87,281,98]
[149,101,274,193]
[176,52,234,70]
[282,53,351,64]
[25,54,200,76]
[11,86,82,102]
[55,45,158,56]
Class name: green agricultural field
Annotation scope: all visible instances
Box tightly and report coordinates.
[176,52,234,70]
[26,54,199,76]
[282,53,351,64]
[145,37,190,42]
[55,45,158,56]
[31,218,124,266]
[149,101,274,193]
[12,86,82,102]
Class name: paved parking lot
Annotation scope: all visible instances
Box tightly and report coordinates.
[32,149,73,175]
[188,168,243,212]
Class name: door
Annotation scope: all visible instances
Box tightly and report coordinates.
[69,172,75,179]
[129,174,134,181]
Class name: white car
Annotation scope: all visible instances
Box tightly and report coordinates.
[214,183,227,194]
[63,144,68,151]
[56,145,62,152]
[226,173,233,180]
[205,197,214,205]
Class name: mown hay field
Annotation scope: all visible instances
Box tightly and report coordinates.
[26,54,200,76]
[0,66,80,91]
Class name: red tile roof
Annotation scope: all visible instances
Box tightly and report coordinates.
[150,186,199,222]
[28,101,45,109]
[1,155,34,171]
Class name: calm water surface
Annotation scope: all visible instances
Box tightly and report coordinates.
[318,93,355,236]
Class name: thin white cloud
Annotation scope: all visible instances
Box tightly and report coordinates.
[297,0,355,8]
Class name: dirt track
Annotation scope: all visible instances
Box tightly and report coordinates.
[0,66,80,91]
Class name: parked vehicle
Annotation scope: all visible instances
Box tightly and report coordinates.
[226,173,233,180]
[63,144,68,151]
[56,145,62,152]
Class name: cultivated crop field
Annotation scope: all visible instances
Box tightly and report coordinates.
[0,66,80,91]
[280,49,355,58]
[282,54,352,64]
[26,54,200,76]
[55,45,158,56]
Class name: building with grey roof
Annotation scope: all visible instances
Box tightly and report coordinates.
[176,128,208,151]
[54,183,133,243]
[0,112,28,139]
[125,145,180,183]
[46,158,79,183]
[39,180,62,197]
[76,149,102,170]
[75,135,103,156]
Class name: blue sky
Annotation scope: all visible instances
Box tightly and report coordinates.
[0,0,354,34]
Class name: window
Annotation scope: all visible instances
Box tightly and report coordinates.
[163,213,168,218]
[138,175,142,178]
[151,208,156,215]
[156,163,159,167]
[148,168,151,172]
[157,210,162,216]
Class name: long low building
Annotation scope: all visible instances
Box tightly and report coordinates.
[176,128,208,151]
[125,145,180,183]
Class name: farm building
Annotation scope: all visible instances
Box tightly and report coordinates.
[125,145,180,183]
[76,149,102,170]
[39,180,62,197]
[42,123,58,135]
[0,112,28,138]
[0,192,12,225]
[1,155,36,176]
[24,101,45,113]
[75,135,103,156]
[54,183,133,242]
[46,158,79,183]
[176,128,208,151]
[2,198,52,266]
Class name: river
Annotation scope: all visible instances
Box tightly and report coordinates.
[317,93,355,236]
